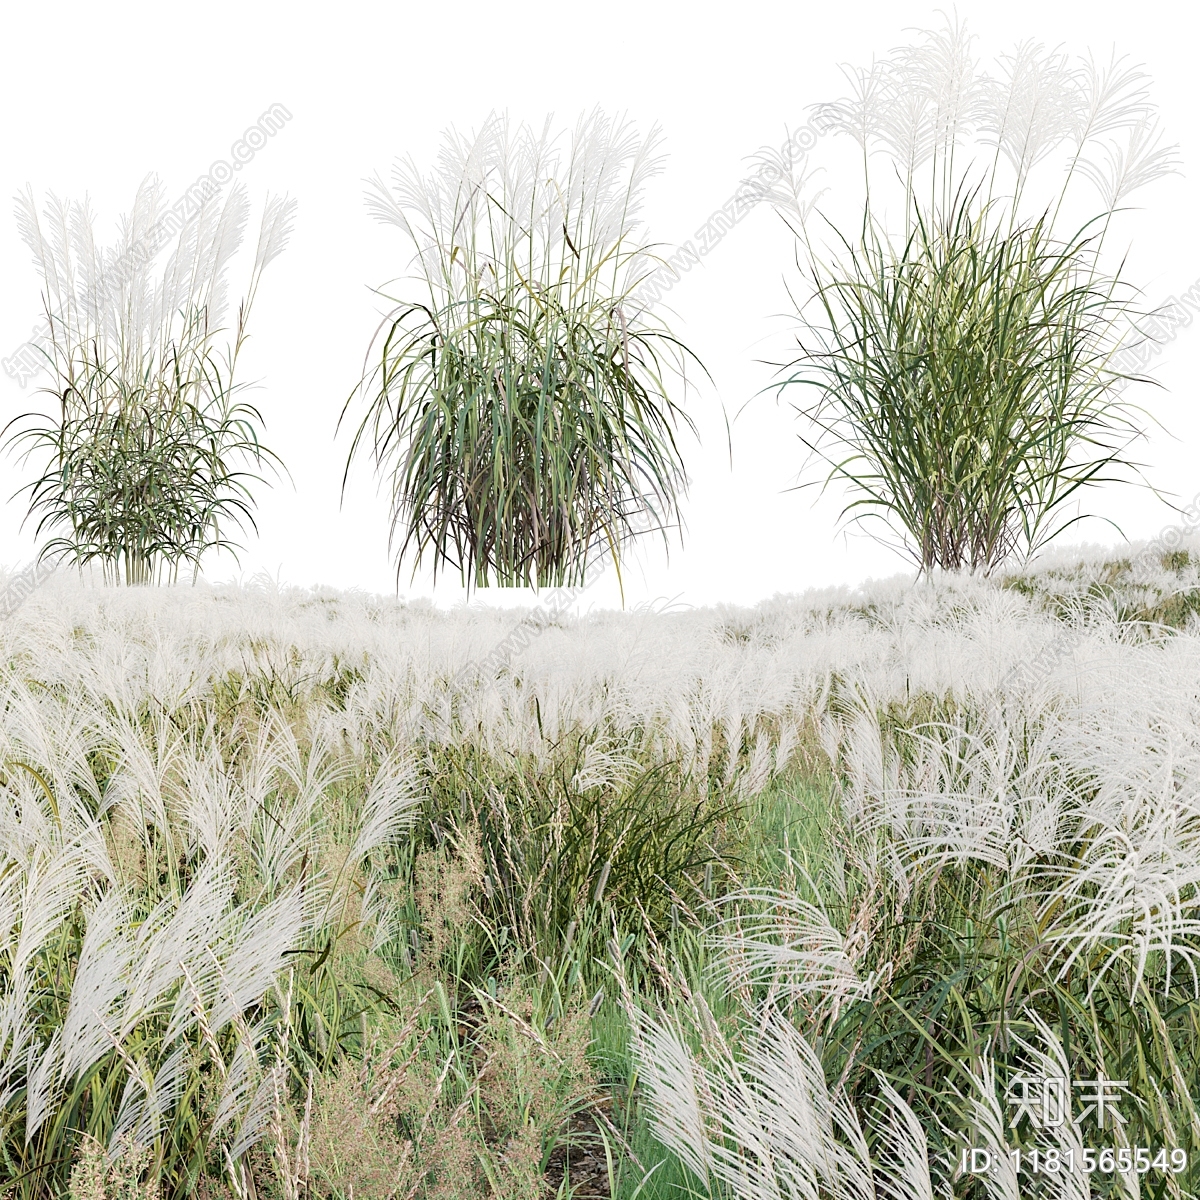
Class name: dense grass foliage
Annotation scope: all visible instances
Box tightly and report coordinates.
[3,544,1200,1197]
[762,18,1175,573]
[786,194,1144,572]
[6,181,294,585]
[343,110,698,591]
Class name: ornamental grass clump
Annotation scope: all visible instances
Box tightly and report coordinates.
[343,109,698,591]
[761,19,1179,574]
[7,179,295,585]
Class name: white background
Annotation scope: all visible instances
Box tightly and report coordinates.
[1,0,1195,612]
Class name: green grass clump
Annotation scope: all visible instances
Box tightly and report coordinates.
[6,184,294,585]
[782,188,1146,575]
[343,111,699,591]
[765,15,1174,578]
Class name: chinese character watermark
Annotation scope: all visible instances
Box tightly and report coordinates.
[1005,1075,1129,1130]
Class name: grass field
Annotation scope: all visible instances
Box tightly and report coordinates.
[3,539,1200,1199]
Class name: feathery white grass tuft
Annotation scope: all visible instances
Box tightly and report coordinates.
[366,108,664,314]
[630,997,939,1200]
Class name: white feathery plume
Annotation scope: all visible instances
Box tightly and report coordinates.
[350,752,420,862]
[871,1076,941,1200]
[23,1029,65,1142]
[15,176,293,391]
[207,892,305,1033]
[1075,113,1181,209]
[818,60,895,151]
[791,18,1176,271]
[774,718,801,776]
[154,184,249,347]
[959,1053,1021,1200]
[744,139,828,230]
[8,844,94,983]
[176,743,241,864]
[1070,53,1155,146]
[254,193,297,271]
[366,107,664,310]
[60,893,134,1079]
[569,736,641,794]
[627,1006,717,1186]
[1008,1015,1094,1200]
[975,40,1084,180]
[713,884,872,1014]
[736,728,777,798]
[212,1020,270,1137]
[630,998,940,1200]
[228,1063,285,1162]
[111,1043,192,1150]
[121,863,236,1037]
[1031,793,1200,995]
[876,16,982,175]
[811,15,983,199]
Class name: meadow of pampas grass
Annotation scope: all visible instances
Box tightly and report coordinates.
[3,541,1200,1197]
